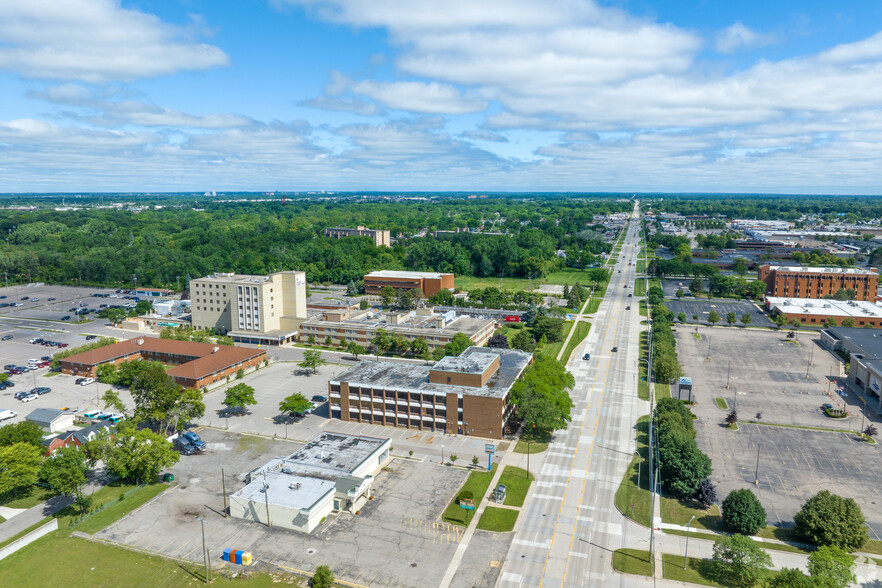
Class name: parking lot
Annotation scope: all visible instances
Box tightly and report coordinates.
[664,298,775,327]
[677,326,882,535]
[95,428,511,588]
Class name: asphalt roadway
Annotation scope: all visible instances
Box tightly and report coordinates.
[498,204,653,587]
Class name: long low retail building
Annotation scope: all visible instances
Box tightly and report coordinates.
[821,327,882,411]
[230,432,390,533]
[59,337,266,389]
[329,346,533,439]
[765,297,882,328]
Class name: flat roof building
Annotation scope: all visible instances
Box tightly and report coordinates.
[190,270,307,345]
[766,297,882,328]
[229,432,391,534]
[324,226,391,247]
[59,337,266,390]
[363,270,454,298]
[759,264,878,301]
[821,327,882,411]
[329,346,533,439]
[299,307,495,351]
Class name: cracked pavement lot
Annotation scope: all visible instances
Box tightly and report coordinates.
[94,429,513,588]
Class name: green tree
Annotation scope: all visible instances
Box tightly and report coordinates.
[311,565,334,588]
[741,313,752,327]
[689,278,705,296]
[487,333,510,348]
[346,341,366,359]
[409,337,429,358]
[38,445,90,511]
[441,332,473,357]
[236,368,245,379]
[371,328,392,358]
[677,312,687,322]
[224,383,258,415]
[169,387,205,431]
[808,545,856,588]
[675,288,684,299]
[657,429,711,499]
[279,393,313,417]
[711,534,772,588]
[767,568,812,588]
[841,317,856,328]
[823,317,838,328]
[95,363,119,384]
[722,488,767,535]
[532,316,565,343]
[652,350,682,383]
[324,335,333,347]
[0,421,44,448]
[299,349,327,374]
[794,490,868,551]
[130,362,182,434]
[359,299,370,310]
[511,329,533,352]
[726,311,737,326]
[511,356,575,436]
[101,388,126,414]
[0,442,43,497]
[90,423,179,484]
[379,285,396,307]
[135,300,153,315]
[708,310,721,325]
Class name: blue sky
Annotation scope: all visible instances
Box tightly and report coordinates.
[3,0,882,193]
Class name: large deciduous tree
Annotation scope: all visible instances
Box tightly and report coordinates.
[39,445,90,511]
[711,534,772,588]
[279,393,312,418]
[722,488,767,535]
[795,490,868,551]
[223,383,258,415]
[0,442,43,497]
[90,424,179,484]
[299,349,327,374]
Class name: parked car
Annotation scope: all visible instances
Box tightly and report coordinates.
[1,335,12,341]
[31,298,39,302]
[34,387,51,395]
[84,410,107,419]
[4,381,13,387]
[75,378,86,385]
[20,394,37,402]
[181,431,205,450]
[311,395,327,403]
[29,337,41,344]
[174,437,196,455]
[79,378,95,386]
[61,315,71,320]
[47,297,56,301]
[20,296,28,300]
[85,335,96,340]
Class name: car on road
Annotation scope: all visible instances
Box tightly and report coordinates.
[311,395,327,403]
[20,394,37,402]
[20,296,28,300]
[79,378,95,386]
[181,431,205,450]
[611,346,618,352]
[583,353,590,360]
[32,298,39,302]
[1,335,11,341]
[61,315,71,320]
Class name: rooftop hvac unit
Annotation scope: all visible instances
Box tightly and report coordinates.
[137,338,144,345]
[289,482,301,490]
[212,346,219,353]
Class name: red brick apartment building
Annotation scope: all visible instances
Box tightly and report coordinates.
[328,347,532,439]
[363,270,455,297]
[758,264,879,301]
[60,337,266,389]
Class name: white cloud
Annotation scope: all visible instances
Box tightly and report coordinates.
[0,0,229,81]
[716,22,775,54]
[462,130,509,143]
[347,80,486,114]
[301,96,386,116]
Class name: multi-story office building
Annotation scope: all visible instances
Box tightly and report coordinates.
[299,308,495,350]
[758,265,878,301]
[328,347,533,439]
[190,270,307,345]
[363,270,454,297]
[324,226,391,247]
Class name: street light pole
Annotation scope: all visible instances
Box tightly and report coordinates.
[684,515,696,569]
[635,451,641,491]
[754,445,760,485]
[441,443,445,465]
[197,517,210,582]
[726,360,731,389]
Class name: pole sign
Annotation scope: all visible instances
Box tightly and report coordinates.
[485,444,495,471]
[459,499,476,511]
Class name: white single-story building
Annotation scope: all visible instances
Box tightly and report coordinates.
[229,432,391,534]
[26,408,75,433]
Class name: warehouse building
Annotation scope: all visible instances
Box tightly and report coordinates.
[329,346,533,439]
[299,307,495,350]
[363,270,454,298]
[821,327,882,411]
[323,226,391,247]
[758,265,878,301]
[190,270,307,345]
[766,297,882,328]
[59,337,266,390]
[229,432,390,534]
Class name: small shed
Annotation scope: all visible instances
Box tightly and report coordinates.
[26,408,75,433]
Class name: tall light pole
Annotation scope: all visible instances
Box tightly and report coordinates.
[683,515,696,569]
[197,517,211,582]
[726,360,731,389]
[441,443,445,465]
[754,445,760,485]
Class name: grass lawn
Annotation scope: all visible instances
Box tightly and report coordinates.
[714,398,728,410]
[655,383,671,399]
[634,280,646,297]
[660,495,722,532]
[587,297,602,313]
[74,483,169,534]
[513,430,550,454]
[612,548,652,577]
[636,260,645,273]
[442,464,498,526]
[539,321,573,360]
[638,300,647,317]
[498,466,534,507]
[1,486,58,509]
[476,507,519,532]
[454,268,602,292]
[560,321,591,363]
[0,533,302,587]
[661,553,723,587]
[615,416,651,527]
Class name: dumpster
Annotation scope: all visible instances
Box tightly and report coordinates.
[223,548,252,566]
[162,473,174,482]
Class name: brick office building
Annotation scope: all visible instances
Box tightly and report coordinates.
[363,270,454,297]
[328,347,532,439]
[324,226,391,247]
[60,337,266,389]
[758,264,878,301]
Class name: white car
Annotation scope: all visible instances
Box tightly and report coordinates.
[28,337,40,343]
[20,394,37,402]
[79,378,96,386]
[31,298,39,301]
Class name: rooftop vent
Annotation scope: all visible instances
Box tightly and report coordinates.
[212,346,219,353]
[289,482,301,490]
[137,338,144,345]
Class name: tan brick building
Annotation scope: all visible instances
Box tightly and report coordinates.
[324,226,391,247]
[328,347,532,439]
[363,270,454,297]
[758,264,878,301]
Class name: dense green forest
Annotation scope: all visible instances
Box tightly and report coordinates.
[0,196,629,288]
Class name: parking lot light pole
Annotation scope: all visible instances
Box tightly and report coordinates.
[683,515,696,569]
[754,445,760,485]
[197,517,210,582]
[441,443,445,465]
[635,451,641,491]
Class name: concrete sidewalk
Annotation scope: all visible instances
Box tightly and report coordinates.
[0,494,71,544]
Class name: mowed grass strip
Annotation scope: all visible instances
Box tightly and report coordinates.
[476,507,519,532]
[442,464,497,526]
[615,416,651,527]
[498,466,534,507]
[560,321,591,364]
[612,548,652,577]
[75,483,170,534]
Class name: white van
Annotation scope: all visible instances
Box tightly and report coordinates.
[0,409,17,421]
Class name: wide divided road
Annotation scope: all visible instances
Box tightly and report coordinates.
[498,203,654,587]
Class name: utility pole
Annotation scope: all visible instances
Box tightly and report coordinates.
[221,468,228,517]
[197,517,210,582]
[263,471,271,527]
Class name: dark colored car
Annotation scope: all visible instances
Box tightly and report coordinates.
[41,356,50,361]
[1,335,12,341]
[181,431,205,450]
[173,437,196,455]
[85,335,96,340]
[75,378,86,385]
[47,297,56,301]
[611,346,618,352]
[61,315,71,320]
[311,395,327,403]
[20,296,28,300]
[583,353,590,360]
